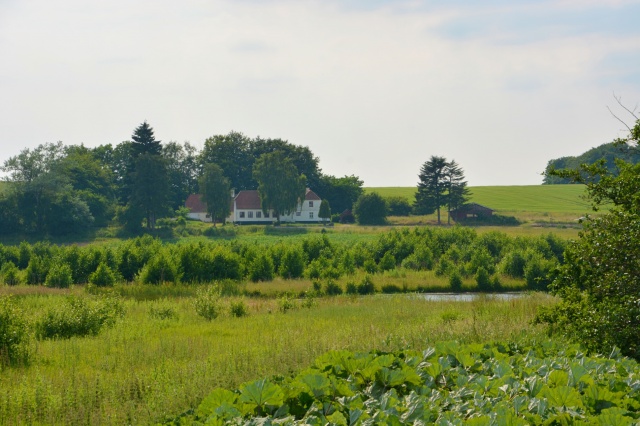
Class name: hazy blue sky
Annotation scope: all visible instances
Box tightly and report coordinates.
[1,0,639,186]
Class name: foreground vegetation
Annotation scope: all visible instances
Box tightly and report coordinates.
[0,292,554,424]
[173,341,640,425]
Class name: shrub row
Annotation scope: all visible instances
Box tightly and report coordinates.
[0,229,566,290]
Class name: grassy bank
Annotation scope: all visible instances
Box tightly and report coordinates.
[0,292,554,425]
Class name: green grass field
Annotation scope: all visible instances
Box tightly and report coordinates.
[0,291,554,424]
[367,184,596,225]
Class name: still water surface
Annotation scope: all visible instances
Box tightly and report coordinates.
[413,293,526,302]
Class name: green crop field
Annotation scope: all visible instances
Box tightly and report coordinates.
[367,184,597,225]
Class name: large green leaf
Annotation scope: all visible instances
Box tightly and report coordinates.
[239,379,285,414]
[542,385,584,409]
[300,373,331,399]
[197,388,238,418]
[326,411,348,425]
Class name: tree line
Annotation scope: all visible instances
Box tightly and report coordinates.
[0,123,364,235]
[0,227,564,291]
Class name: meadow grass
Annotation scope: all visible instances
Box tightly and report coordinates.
[367,184,597,225]
[0,292,555,425]
[366,185,592,213]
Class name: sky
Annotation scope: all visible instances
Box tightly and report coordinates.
[1,0,639,187]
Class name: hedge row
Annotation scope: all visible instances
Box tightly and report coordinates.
[0,228,565,289]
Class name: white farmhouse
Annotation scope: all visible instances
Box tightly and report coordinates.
[185,194,212,222]
[185,189,322,224]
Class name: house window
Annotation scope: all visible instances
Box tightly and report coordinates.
[239,212,245,218]
[256,211,262,218]
[309,201,314,207]
[296,211,301,216]
[264,211,270,218]
[248,211,253,218]
[309,212,314,219]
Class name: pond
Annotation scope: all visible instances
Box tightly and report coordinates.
[412,292,526,302]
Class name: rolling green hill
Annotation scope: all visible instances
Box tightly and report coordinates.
[366,185,595,219]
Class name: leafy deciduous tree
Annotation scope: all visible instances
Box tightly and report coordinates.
[163,141,199,209]
[538,108,640,359]
[199,163,231,226]
[253,151,306,224]
[353,192,388,225]
[317,174,364,214]
[200,132,253,191]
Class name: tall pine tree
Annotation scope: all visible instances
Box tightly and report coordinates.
[414,156,469,225]
[131,121,162,157]
[414,156,448,223]
[445,160,470,224]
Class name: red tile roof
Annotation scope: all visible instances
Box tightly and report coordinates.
[188,188,321,213]
[185,194,207,213]
[305,189,321,201]
[235,190,262,209]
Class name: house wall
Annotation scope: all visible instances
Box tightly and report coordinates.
[188,212,211,222]
[230,208,274,223]
[231,200,321,224]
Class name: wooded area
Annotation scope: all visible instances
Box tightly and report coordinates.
[0,123,364,236]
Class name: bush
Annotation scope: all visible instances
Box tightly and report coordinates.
[356,275,376,295]
[345,281,358,295]
[89,262,118,287]
[138,252,180,285]
[45,262,73,288]
[378,252,396,271]
[279,247,306,279]
[323,280,343,296]
[148,301,178,320]
[35,295,124,340]
[499,250,527,278]
[249,254,275,282]
[194,286,223,321]
[229,299,249,317]
[475,267,492,291]
[278,295,296,313]
[25,256,49,285]
[524,255,556,291]
[434,257,452,277]
[467,248,495,275]
[363,259,378,274]
[353,193,388,225]
[401,247,433,271]
[0,296,29,365]
[449,270,463,291]
[1,261,21,286]
[381,284,402,294]
[385,196,412,216]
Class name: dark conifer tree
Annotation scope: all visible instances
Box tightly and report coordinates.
[131,121,162,157]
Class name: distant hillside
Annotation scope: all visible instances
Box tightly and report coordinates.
[366,185,592,215]
[543,142,640,184]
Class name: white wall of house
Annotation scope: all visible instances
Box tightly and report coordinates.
[188,212,212,222]
[229,208,274,223]
[231,201,321,223]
